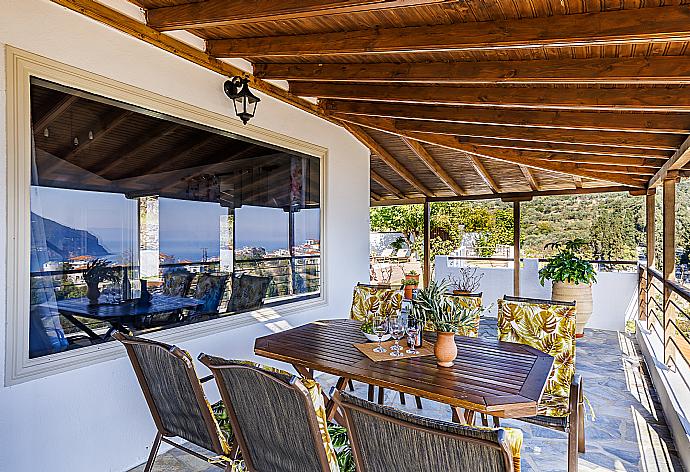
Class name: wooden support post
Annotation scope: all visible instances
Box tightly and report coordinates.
[662,176,677,367]
[644,191,656,324]
[513,201,521,297]
[423,200,431,288]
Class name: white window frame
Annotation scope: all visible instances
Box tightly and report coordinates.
[4,46,328,386]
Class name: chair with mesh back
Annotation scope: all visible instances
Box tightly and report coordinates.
[496,295,584,472]
[114,333,237,471]
[198,355,340,472]
[334,390,523,472]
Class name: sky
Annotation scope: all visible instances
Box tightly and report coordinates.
[31,186,320,261]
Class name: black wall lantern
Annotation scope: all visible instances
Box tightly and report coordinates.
[224,76,260,125]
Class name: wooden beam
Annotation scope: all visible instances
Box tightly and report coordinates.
[148,0,458,30]
[293,81,690,112]
[646,192,656,270]
[662,176,677,366]
[93,123,178,175]
[322,100,690,135]
[519,166,539,191]
[648,134,690,188]
[208,6,690,57]
[468,155,499,193]
[61,110,133,164]
[342,123,432,195]
[339,115,681,151]
[49,0,330,123]
[371,170,404,199]
[33,95,79,132]
[145,134,218,175]
[370,190,383,202]
[372,184,638,205]
[257,57,690,85]
[423,199,431,288]
[402,137,464,195]
[336,115,652,185]
[513,201,520,297]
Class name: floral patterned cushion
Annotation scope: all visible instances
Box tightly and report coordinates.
[445,294,482,337]
[229,274,271,312]
[349,285,403,321]
[497,298,576,418]
[162,271,194,297]
[193,274,229,315]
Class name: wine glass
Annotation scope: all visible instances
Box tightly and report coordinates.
[389,318,405,357]
[372,315,388,353]
[406,322,420,355]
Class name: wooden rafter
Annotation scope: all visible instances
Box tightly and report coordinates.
[321,100,690,135]
[61,110,133,164]
[371,170,404,199]
[33,96,79,132]
[208,6,690,57]
[338,115,681,150]
[144,134,218,175]
[648,134,690,188]
[342,123,431,195]
[49,0,330,123]
[519,166,539,191]
[370,190,383,202]
[341,115,649,186]
[292,82,690,112]
[148,0,459,30]
[468,155,498,193]
[257,57,690,85]
[93,123,178,175]
[401,137,464,195]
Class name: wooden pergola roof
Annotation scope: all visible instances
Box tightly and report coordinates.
[54,0,690,204]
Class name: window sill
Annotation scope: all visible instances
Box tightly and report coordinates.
[6,294,327,386]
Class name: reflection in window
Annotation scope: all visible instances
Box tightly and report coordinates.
[28,78,321,358]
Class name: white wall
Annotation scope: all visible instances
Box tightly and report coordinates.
[435,256,638,332]
[0,1,370,471]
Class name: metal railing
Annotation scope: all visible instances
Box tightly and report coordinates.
[446,256,639,271]
[639,265,690,372]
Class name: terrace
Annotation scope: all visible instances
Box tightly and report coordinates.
[2,1,690,471]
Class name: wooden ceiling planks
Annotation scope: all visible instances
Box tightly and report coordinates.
[59,0,690,203]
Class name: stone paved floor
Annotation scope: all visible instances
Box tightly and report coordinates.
[129,320,684,472]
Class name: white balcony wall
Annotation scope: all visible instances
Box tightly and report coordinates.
[435,256,638,332]
[0,1,370,471]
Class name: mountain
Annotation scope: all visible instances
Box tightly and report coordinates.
[31,212,110,261]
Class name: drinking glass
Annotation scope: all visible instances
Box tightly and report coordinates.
[372,316,388,353]
[406,322,420,355]
[389,318,405,357]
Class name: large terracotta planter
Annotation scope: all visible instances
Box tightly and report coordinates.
[403,284,417,300]
[434,331,457,367]
[551,281,593,338]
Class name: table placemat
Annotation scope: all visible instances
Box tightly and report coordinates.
[353,340,434,362]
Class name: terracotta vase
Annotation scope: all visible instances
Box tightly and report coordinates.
[434,331,457,367]
[86,283,101,305]
[552,281,593,338]
[403,284,417,300]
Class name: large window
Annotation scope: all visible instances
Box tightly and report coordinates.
[26,77,321,359]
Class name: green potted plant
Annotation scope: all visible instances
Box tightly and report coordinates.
[83,259,119,305]
[404,269,420,285]
[411,280,483,367]
[538,239,597,338]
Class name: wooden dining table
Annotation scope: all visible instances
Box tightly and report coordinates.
[254,318,554,424]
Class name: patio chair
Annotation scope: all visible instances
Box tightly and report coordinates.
[228,274,271,313]
[349,283,403,401]
[161,270,195,297]
[188,273,230,320]
[496,295,584,472]
[334,390,523,472]
[198,355,340,472]
[113,333,237,471]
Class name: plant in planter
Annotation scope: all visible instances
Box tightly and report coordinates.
[447,267,484,295]
[83,259,120,305]
[411,280,483,367]
[400,277,418,300]
[538,239,597,338]
[404,269,420,284]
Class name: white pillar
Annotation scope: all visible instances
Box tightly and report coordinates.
[138,196,159,278]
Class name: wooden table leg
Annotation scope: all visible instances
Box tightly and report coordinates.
[326,377,349,424]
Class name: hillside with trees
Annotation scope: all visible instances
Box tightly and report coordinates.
[370,180,690,263]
